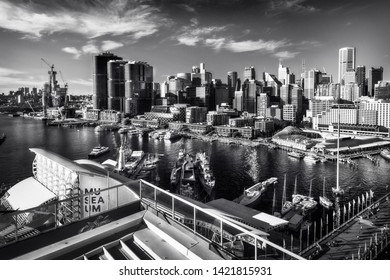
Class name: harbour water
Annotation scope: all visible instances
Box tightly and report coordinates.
[1,114,390,214]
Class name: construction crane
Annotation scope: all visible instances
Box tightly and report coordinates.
[41,58,58,93]
[59,71,68,89]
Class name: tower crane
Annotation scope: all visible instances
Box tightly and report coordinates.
[59,71,68,88]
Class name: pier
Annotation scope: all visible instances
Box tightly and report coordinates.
[300,192,390,260]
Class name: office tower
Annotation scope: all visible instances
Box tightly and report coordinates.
[280,84,292,107]
[176,73,192,87]
[344,71,356,84]
[124,61,154,116]
[278,62,290,85]
[257,93,270,117]
[213,82,229,108]
[92,52,122,109]
[356,65,366,96]
[374,81,390,100]
[282,104,297,122]
[338,47,356,84]
[243,66,256,81]
[368,67,384,97]
[241,79,258,114]
[291,85,303,119]
[234,91,243,111]
[303,69,321,99]
[263,72,282,97]
[227,71,238,104]
[186,106,208,123]
[107,60,127,112]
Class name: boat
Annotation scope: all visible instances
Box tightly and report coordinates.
[195,152,215,195]
[143,154,159,170]
[0,133,5,145]
[281,174,292,215]
[319,177,333,209]
[125,151,144,170]
[304,154,319,163]
[118,127,129,134]
[234,177,278,208]
[95,123,120,132]
[164,130,181,141]
[288,151,304,159]
[170,166,182,189]
[88,145,110,158]
[380,148,390,160]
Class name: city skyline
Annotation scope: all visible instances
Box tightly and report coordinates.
[0,0,389,94]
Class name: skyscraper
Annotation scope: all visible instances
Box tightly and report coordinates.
[338,47,356,84]
[107,60,127,112]
[356,65,366,96]
[92,52,122,109]
[227,71,238,104]
[278,62,290,85]
[368,67,383,97]
[124,61,154,116]
[243,66,256,81]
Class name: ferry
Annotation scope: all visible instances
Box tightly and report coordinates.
[380,148,390,160]
[164,130,181,141]
[288,151,304,159]
[304,154,319,163]
[88,145,110,158]
[195,152,215,196]
[234,177,278,208]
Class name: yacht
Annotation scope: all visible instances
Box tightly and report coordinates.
[196,152,215,196]
[88,145,110,158]
[234,177,278,208]
[304,154,319,163]
[380,148,390,160]
[288,151,304,159]
[164,130,181,141]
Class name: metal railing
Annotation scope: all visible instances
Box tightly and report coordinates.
[137,179,304,260]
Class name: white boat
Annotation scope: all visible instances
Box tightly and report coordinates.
[196,152,215,195]
[288,151,304,159]
[380,148,390,160]
[164,130,181,140]
[88,145,110,158]
[319,177,333,209]
[143,154,159,170]
[304,154,319,163]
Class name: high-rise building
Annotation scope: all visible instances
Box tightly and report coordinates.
[227,71,238,104]
[243,66,256,81]
[124,61,154,116]
[282,104,297,123]
[280,84,292,106]
[242,80,258,114]
[278,62,290,85]
[263,72,282,97]
[338,47,356,84]
[256,93,270,117]
[303,69,321,99]
[356,65,366,96]
[368,67,383,97]
[291,85,303,119]
[107,60,127,112]
[374,81,390,100]
[360,99,390,128]
[92,52,122,109]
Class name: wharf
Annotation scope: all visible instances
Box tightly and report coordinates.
[300,193,390,260]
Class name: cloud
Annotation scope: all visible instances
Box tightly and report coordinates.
[177,36,200,46]
[177,3,196,13]
[267,0,319,16]
[68,78,92,86]
[62,40,124,59]
[62,47,82,59]
[0,67,45,91]
[101,40,124,51]
[82,43,100,54]
[273,50,300,59]
[0,0,167,40]
[204,38,226,51]
[224,38,288,52]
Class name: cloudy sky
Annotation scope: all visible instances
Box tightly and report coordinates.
[0,0,389,94]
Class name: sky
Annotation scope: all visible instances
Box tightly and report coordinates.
[0,0,389,95]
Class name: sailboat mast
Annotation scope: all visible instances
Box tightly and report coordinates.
[336,104,340,191]
[282,174,287,205]
[294,175,298,195]
[309,179,313,197]
[323,177,326,197]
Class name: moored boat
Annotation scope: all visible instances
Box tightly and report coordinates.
[319,177,333,209]
[380,148,390,160]
[304,154,319,163]
[164,130,181,141]
[288,151,304,159]
[234,177,278,208]
[88,145,110,158]
[195,152,215,195]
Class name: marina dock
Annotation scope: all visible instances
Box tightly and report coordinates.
[300,192,390,260]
